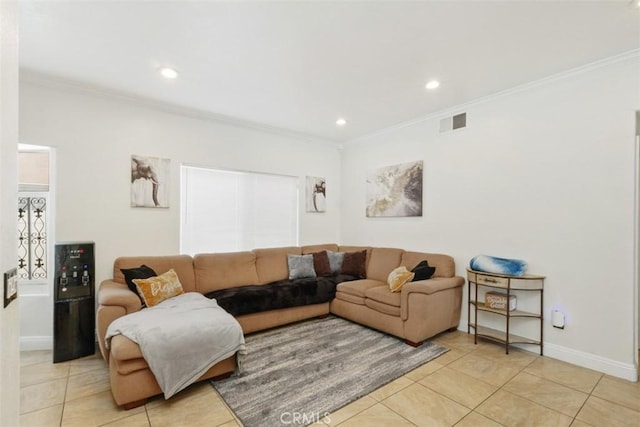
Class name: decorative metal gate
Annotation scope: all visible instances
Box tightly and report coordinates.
[17,196,48,280]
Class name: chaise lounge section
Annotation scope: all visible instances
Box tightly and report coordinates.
[97,244,464,408]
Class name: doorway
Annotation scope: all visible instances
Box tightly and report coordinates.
[17,143,56,350]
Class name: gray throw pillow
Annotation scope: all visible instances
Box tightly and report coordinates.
[326,250,345,274]
[287,254,317,280]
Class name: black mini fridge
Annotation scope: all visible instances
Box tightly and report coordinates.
[53,242,95,363]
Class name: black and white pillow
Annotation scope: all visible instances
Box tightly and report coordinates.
[120,264,157,305]
[411,260,436,281]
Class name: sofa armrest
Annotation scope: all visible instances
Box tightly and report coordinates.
[402,276,464,296]
[401,276,464,320]
[401,276,465,343]
[97,280,142,361]
[98,280,142,312]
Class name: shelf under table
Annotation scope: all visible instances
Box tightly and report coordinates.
[471,301,540,318]
[470,324,541,346]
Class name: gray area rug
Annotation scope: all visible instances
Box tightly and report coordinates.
[212,315,449,427]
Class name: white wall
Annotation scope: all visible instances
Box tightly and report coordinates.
[17,46,639,380]
[341,54,639,380]
[19,76,342,344]
[0,1,21,425]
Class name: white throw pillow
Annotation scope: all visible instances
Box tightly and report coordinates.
[287,254,317,280]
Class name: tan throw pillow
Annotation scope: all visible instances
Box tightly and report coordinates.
[388,266,415,293]
[133,269,184,307]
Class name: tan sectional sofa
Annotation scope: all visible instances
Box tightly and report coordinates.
[97,244,464,408]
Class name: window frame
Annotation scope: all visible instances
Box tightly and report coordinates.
[180,164,300,255]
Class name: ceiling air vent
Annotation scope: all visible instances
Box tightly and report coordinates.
[439,113,466,133]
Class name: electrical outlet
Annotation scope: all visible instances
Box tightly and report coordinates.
[551,309,565,329]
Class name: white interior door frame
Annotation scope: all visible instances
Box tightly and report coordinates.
[634,111,639,366]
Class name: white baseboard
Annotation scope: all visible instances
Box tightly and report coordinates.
[20,336,53,351]
[457,324,638,382]
[542,342,637,382]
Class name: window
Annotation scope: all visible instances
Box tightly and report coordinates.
[181,166,299,254]
[17,147,50,281]
[17,196,48,280]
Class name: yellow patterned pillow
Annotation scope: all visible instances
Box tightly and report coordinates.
[388,266,415,293]
[133,269,184,307]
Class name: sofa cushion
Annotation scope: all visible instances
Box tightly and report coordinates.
[365,285,401,307]
[367,247,404,282]
[341,250,367,278]
[334,291,366,305]
[193,252,259,294]
[301,244,339,254]
[311,251,332,276]
[133,269,184,307]
[336,279,385,298]
[387,266,415,292]
[365,299,401,317]
[287,254,317,279]
[254,247,302,285]
[400,251,455,279]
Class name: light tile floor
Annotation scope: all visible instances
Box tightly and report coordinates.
[19,331,640,427]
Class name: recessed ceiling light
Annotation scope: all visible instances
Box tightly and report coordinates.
[336,118,347,126]
[425,80,440,90]
[159,67,178,79]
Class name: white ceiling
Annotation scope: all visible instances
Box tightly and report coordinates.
[19,1,640,143]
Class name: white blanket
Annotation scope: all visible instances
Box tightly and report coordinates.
[106,292,246,399]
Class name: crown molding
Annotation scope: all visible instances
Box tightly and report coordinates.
[19,69,344,150]
[345,49,640,146]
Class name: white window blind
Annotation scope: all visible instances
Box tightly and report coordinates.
[181,166,299,255]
